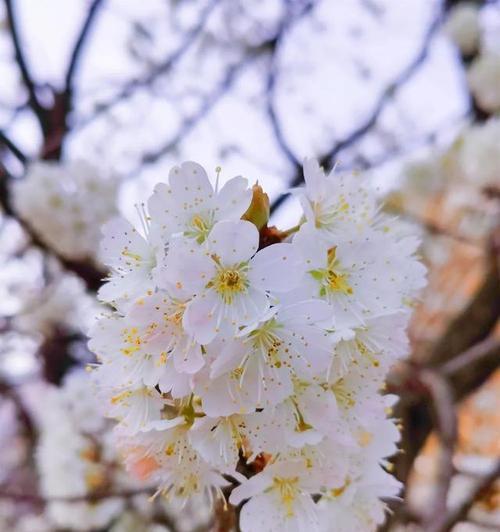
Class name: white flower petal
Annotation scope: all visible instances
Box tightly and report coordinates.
[249,243,303,293]
[183,290,221,344]
[207,220,258,264]
[216,176,252,220]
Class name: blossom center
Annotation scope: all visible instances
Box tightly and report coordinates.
[326,269,353,295]
[312,196,349,229]
[248,319,285,368]
[187,213,213,243]
[331,379,355,409]
[163,304,185,327]
[310,246,353,298]
[121,327,142,356]
[355,339,379,367]
[212,268,248,303]
[272,476,300,517]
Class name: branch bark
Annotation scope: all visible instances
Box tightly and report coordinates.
[0,129,27,164]
[419,370,458,532]
[425,228,500,368]
[4,0,48,133]
[435,459,500,532]
[65,0,106,98]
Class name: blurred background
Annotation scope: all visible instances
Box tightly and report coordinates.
[0,0,498,530]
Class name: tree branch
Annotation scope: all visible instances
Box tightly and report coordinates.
[64,0,106,106]
[132,38,285,173]
[0,380,36,445]
[425,227,500,368]
[436,459,500,532]
[264,1,316,171]
[442,337,500,402]
[419,370,457,531]
[0,129,27,164]
[394,207,481,247]
[0,487,152,505]
[77,0,220,129]
[387,221,499,506]
[4,0,47,132]
[270,9,442,213]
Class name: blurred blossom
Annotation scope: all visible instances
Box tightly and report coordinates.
[11,160,119,262]
[468,51,500,113]
[458,116,500,187]
[444,2,481,56]
[30,370,204,531]
[399,116,500,242]
[14,274,99,338]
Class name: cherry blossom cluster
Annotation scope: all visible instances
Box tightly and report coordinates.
[34,370,210,531]
[88,159,426,531]
[12,160,118,261]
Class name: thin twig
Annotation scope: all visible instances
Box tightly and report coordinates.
[0,487,153,505]
[270,9,442,213]
[264,1,316,170]
[396,208,481,247]
[419,370,457,532]
[437,460,500,532]
[4,0,47,131]
[77,0,220,129]
[130,53,259,173]
[0,129,27,164]
[65,0,106,101]
[441,337,500,378]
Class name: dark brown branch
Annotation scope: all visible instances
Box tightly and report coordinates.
[441,337,500,398]
[388,223,499,503]
[436,460,500,532]
[4,0,47,132]
[270,10,442,213]
[0,487,153,505]
[264,1,316,170]
[419,370,457,532]
[0,129,27,164]
[390,337,499,491]
[64,0,106,106]
[0,380,36,445]
[425,227,500,368]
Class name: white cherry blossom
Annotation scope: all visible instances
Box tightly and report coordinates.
[296,158,377,242]
[230,460,323,532]
[148,161,252,244]
[98,216,158,310]
[12,160,118,261]
[162,219,304,343]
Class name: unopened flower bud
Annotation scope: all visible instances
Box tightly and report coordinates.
[242,183,270,230]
